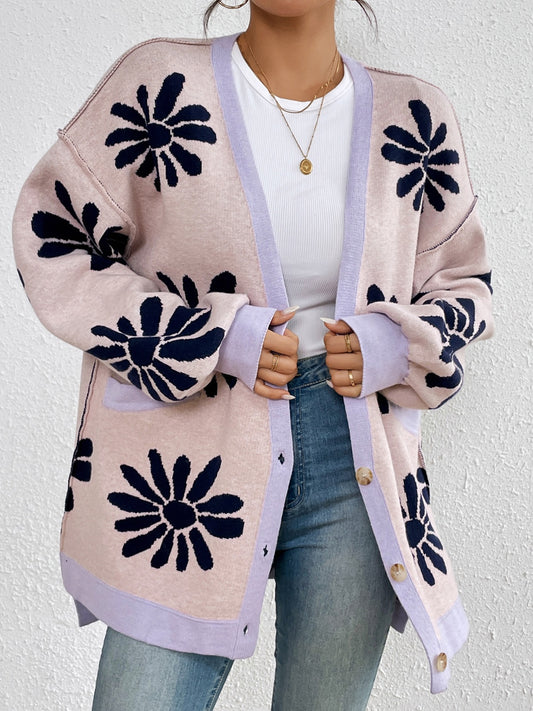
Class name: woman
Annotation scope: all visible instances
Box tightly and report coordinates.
[12,1,493,709]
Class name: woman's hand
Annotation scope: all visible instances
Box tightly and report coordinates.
[323,319,364,398]
[254,309,299,400]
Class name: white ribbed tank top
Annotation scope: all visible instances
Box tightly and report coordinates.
[231,43,354,358]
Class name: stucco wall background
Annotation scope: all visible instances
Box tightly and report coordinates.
[1,0,531,709]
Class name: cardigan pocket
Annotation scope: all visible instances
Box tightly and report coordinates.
[102,376,177,412]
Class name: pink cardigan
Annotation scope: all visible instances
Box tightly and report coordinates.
[12,34,493,693]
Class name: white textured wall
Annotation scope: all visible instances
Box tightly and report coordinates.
[1,1,531,709]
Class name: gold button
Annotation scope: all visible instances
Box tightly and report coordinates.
[356,467,373,486]
[436,652,448,672]
[390,563,407,582]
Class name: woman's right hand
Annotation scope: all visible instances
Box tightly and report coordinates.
[254,309,299,400]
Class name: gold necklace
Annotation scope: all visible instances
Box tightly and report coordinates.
[278,91,327,175]
[243,38,340,115]
[239,35,341,174]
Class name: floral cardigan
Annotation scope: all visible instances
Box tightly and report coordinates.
[12,34,493,694]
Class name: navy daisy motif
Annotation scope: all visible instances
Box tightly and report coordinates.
[31,181,128,271]
[366,284,397,415]
[376,392,390,415]
[108,450,244,572]
[420,297,486,390]
[87,295,225,401]
[473,272,493,295]
[401,468,447,586]
[381,99,460,212]
[157,270,238,397]
[106,73,217,191]
[367,284,398,305]
[65,438,93,512]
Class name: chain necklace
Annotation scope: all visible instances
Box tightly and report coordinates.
[239,35,341,175]
[242,38,340,115]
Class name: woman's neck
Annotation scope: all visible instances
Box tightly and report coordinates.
[238,3,341,102]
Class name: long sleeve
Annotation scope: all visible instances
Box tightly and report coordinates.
[13,136,249,402]
[343,88,494,410]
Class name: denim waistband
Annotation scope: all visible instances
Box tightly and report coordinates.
[288,352,329,391]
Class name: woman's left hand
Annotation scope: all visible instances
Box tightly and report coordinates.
[323,319,364,398]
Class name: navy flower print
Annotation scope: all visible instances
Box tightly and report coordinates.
[401,468,447,586]
[106,73,217,191]
[366,285,397,415]
[87,296,225,401]
[381,99,460,212]
[473,272,493,295]
[108,450,244,571]
[65,438,93,512]
[367,284,398,305]
[157,270,238,397]
[376,392,390,415]
[420,297,486,389]
[31,181,128,270]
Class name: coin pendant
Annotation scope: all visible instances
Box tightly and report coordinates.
[300,158,313,175]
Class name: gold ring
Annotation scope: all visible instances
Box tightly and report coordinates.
[272,353,280,372]
[348,370,356,387]
[344,333,353,353]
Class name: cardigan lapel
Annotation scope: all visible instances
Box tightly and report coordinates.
[212,34,289,311]
[212,35,374,319]
[335,55,373,318]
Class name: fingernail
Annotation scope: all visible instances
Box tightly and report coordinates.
[281,394,295,400]
[320,317,337,325]
[326,380,334,388]
[282,305,300,314]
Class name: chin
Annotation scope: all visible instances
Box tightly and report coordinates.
[252,0,334,18]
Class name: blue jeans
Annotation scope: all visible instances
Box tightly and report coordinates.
[92,354,396,711]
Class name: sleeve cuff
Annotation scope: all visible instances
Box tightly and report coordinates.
[341,313,409,398]
[217,304,276,391]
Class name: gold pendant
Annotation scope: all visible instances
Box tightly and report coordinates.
[300,158,313,175]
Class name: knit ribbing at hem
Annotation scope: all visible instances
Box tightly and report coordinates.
[61,554,257,659]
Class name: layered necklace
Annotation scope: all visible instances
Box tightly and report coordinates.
[239,34,342,175]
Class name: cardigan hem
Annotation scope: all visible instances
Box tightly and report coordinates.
[61,553,258,659]
[430,596,469,693]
